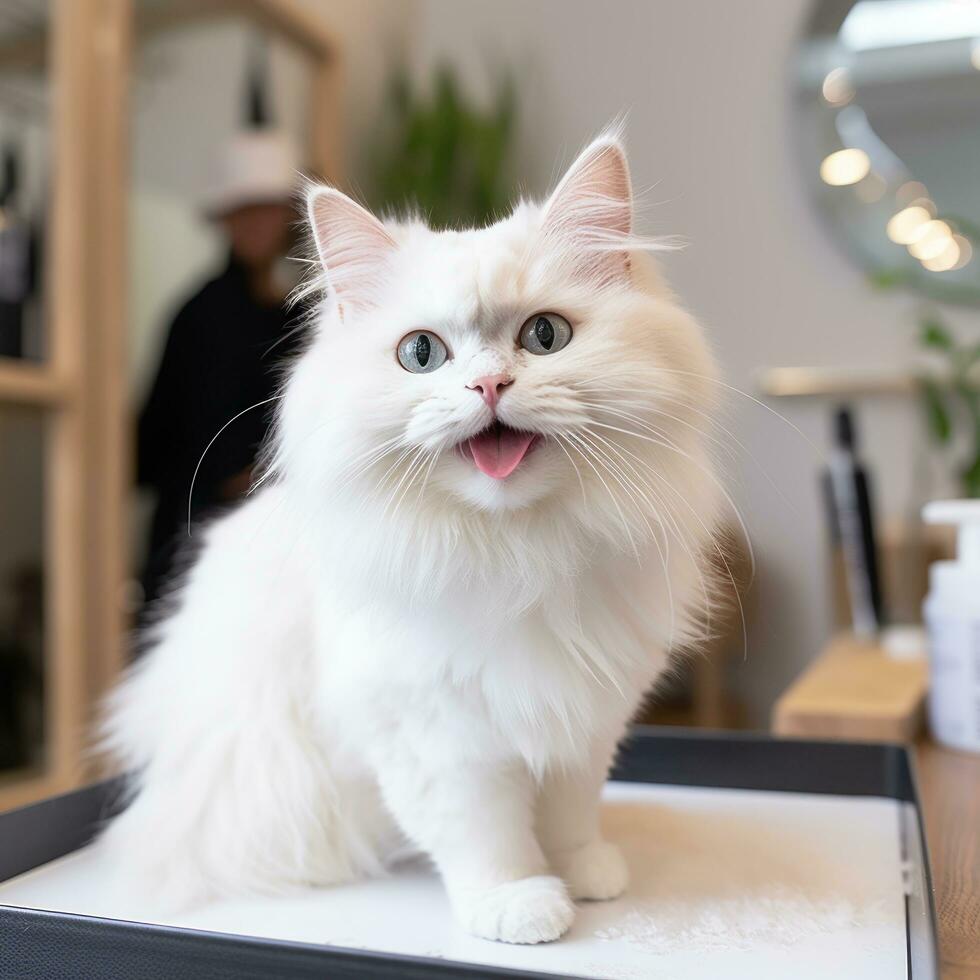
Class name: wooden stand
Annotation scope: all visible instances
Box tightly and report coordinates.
[772,633,928,743]
[0,0,342,813]
[773,636,980,977]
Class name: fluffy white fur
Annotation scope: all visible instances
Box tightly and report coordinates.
[100,133,723,945]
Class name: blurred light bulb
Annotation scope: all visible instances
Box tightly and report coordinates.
[952,235,973,271]
[896,180,929,206]
[822,67,855,105]
[972,39,980,70]
[887,206,931,243]
[820,148,871,186]
[855,171,886,203]
[908,196,937,217]
[922,238,961,272]
[908,220,953,260]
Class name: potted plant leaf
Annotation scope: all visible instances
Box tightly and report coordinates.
[368,64,517,230]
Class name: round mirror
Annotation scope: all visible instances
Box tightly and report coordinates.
[797,0,980,304]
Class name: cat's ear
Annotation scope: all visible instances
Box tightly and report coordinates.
[307,186,396,313]
[541,137,633,284]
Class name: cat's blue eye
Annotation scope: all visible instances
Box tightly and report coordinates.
[519,313,572,355]
[397,330,448,373]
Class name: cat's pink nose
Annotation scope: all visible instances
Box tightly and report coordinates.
[466,373,513,411]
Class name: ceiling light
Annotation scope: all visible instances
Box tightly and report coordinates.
[908,221,953,260]
[922,238,960,272]
[820,148,871,186]
[886,206,930,244]
[822,68,854,106]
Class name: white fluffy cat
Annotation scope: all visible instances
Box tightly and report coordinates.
[101,133,723,945]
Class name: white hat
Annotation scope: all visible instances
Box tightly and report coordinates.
[202,129,299,217]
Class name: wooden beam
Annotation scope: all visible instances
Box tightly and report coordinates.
[772,633,928,743]
[243,0,337,61]
[0,771,62,813]
[0,0,337,73]
[46,0,96,797]
[0,0,338,812]
[309,48,343,186]
[85,0,132,720]
[0,361,69,406]
[138,0,339,61]
[758,366,919,398]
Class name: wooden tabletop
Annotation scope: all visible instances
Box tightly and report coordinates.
[772,636,980,976]
[914,740,980,979]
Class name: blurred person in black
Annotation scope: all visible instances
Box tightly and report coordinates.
[138,68,304,608]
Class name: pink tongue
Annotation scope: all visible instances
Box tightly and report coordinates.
[467,426,537,479]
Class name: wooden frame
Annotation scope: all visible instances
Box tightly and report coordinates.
[0,0,342,182]
[135,0,343,182]
[0,0,132,811]
[0,361,68,406]
[0,0,342,812]
[758,366,918,398]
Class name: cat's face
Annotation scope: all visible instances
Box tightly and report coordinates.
[280,137,717,538]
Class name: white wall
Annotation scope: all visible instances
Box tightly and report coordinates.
[296,0,419,181]
[406,0,973,723]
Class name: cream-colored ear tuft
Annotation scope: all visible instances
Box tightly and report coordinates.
[542,137,633,284]
[307,186,396,311]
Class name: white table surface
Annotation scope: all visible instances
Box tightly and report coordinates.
[0,782,909,979]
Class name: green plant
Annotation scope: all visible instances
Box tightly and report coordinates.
[369,65,517,230]
[867,208,980,495]
[917,312,980,497]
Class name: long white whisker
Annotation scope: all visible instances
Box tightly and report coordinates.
[187,396,282,536]
[557,433,639,563]
[573,369,810,448]
[576,370,810,524]
[581,391,800,519]
[572,429,675,648]
[567,428,677,655]
[641,367,821,456]
[593,425,748,660]
[391,449,434,521]
[553,435,587,506]
[578,398,737,464]
[414,447,443,509]
[583,424,712,636]
[588,418,756,585]
[380,446,428,522]
[339,437,407,491]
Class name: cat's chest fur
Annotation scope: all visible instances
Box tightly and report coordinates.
[311,537,666,773]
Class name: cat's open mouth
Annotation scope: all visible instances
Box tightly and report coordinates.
[458,421,541,480]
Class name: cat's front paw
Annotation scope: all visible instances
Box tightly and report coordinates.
[553,839,628,901]
[453,875,574,944]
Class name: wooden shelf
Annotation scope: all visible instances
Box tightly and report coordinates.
[773,637,980,976]
[758,366,918,398]
[772,633,928,742]
[0,769,59,813]
[0,0,343,814]
[0,0,339,74]
[0,360,69,407]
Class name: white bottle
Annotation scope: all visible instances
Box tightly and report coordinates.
[922,500,980,754]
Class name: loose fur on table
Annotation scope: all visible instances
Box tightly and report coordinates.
[100,130,726,944]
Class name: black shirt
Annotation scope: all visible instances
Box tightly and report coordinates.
[138,255,302,604]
